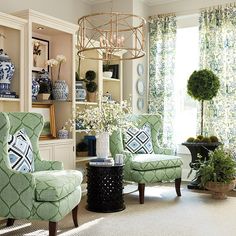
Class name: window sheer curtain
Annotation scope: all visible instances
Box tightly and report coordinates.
[148,15,177,149]
[199,5,236,147]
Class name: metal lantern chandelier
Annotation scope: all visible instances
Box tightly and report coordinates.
[77,12,146,61]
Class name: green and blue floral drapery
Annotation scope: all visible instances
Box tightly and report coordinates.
[200,5,236,146]
[148,15,177,148]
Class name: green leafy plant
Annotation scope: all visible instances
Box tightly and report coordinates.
[85,70,96,81]
[189,146,236,186]
[84,70,97,93]
[186,135,219,143]
[39,82,50,94]
[187,69,220,135]
[103,60,111,71]
[76,141,88,152]
[86,81,97,93]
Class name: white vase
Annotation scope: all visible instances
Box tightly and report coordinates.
[96,132,110,159]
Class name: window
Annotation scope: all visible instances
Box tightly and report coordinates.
[174,26,199,145]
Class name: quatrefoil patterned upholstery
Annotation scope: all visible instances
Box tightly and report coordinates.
[0,112,82,222]
[110,114,182,184]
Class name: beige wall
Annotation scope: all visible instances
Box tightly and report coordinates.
[0,0,91,23]
[149,0,236,15]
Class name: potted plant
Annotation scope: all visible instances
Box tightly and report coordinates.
[37,82,51,100]
[183,69,221,189]
[76,141,88,157]
[187,69,220,135]
[190,146,236,199]
[85,70,97,102]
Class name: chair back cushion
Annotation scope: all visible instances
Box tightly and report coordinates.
[8,128,34,173]
[7,112,44,167]
[124,125,154,154]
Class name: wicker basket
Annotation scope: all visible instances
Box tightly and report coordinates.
[205,180,235,199]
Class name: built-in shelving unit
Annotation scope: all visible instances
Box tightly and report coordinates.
[12,9,78,169]
[0,12,26,112]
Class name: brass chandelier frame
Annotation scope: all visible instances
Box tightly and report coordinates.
[77,12,146,61]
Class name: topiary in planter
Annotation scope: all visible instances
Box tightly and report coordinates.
[187,69,220,135]
[85,70,96,81]
[86,81,97,93]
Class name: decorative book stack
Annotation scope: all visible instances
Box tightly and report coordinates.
[0,91,18,98]
[89,158,114,166]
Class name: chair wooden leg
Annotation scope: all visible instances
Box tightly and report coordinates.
[175,178,181,196]
[49,221,58,236]
[6,218,15,227]
[72,204,79,227]
[138,183,145,204]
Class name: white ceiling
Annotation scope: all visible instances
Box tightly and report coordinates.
[85,0,181,6]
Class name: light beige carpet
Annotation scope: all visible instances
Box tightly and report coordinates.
[1,183,236,236]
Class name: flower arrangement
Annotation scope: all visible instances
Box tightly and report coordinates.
[46,54,66,80]
[76,101,132,134]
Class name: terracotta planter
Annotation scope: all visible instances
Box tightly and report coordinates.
[205,180,235,199]
[87,92,96,102]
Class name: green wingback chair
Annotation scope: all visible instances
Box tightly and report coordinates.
[0,112,83,236]
[110,114,183,204]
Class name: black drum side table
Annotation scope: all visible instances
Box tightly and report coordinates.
[86,164,125,213]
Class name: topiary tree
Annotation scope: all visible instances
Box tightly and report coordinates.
[187,69,220,135]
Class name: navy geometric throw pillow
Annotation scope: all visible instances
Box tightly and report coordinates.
[124,124,154,154]
[8,129,34,173]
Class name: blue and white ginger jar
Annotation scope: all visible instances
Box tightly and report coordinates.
[0,49,15,92]
[32,77,40,101]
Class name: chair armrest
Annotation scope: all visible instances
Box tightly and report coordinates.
[121,150,134,181]
[0,168,35,219]
[35,159,63,171]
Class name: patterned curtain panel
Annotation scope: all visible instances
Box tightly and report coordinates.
[148,15,177,148]
[199,5,236,146]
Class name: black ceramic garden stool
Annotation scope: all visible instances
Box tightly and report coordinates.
[86,164,125,213]
[182,142,221,189]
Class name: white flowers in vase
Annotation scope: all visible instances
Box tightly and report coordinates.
[76,101,132,135]
[56,55,66,80]
[46,54,66,80]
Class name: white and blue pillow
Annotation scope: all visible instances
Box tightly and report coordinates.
[124,125,154,154]
[8,129,34,173]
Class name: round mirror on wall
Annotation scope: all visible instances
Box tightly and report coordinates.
[137,63,144,76]
[136,78,145,96]
[137,98,144,111]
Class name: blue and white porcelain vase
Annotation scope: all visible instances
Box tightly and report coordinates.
[52,80,69,101]
[58,129,69,139]
[0,49,15,93]
[32,77,40,101]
